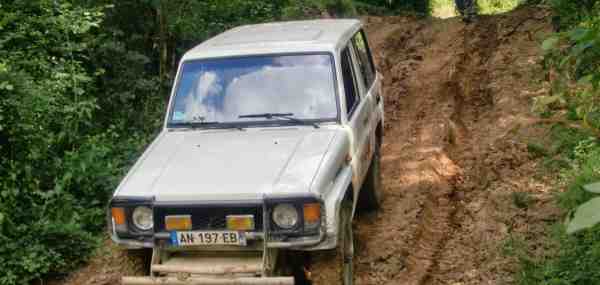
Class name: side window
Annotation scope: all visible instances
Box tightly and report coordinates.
[351,29,376,89]
[341,47,360,117]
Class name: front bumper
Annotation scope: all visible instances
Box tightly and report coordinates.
[112,196,328,250]
[122,247,293,285]
[113,229,326,250]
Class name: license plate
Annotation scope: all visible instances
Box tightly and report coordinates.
[171,231,246,246]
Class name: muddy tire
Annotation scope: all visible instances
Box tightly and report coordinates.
[358,147,383,211]
[309,200,354,285]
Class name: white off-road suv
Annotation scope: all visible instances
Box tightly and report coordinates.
[109,19,384,285]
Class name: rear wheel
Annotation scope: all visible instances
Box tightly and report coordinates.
[309,200,354,285]
[358,146,383,211]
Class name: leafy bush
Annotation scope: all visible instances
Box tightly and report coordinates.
[514,1,600,283]
[557,138,600,212]
[282,0,357,19]
[540,1,600,132]
[517,128,600,284]
[550,0,599,29]
[518,223,600,285]
[0,1,157,283]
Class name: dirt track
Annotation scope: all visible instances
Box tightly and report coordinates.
[55,7,562,285]
[354,7,558,285]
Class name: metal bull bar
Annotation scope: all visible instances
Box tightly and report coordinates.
[121,200,294,285]
[120,249,293,284]
[121,276,293,285]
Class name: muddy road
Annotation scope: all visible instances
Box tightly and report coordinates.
[353,7,557,285]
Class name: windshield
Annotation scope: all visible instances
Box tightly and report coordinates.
[168,53,338,127]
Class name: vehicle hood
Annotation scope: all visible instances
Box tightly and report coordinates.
[114,128,343,202]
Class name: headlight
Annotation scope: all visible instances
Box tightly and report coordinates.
[272,203,299,229]
[132,206,153,231]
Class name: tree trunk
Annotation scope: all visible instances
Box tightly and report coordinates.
[157,0,169,99]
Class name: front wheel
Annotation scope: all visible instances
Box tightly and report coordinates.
[309,200,354,285]
[358,147,383,211]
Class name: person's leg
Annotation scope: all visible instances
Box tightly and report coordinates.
[463,0,477,23]
[455,0,466,15]
[467,0,477,16]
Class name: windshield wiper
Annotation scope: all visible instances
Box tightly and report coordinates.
[238,113,320,129]
[170,121,221,129]
[171,121,219,127]
[170,121,246,131]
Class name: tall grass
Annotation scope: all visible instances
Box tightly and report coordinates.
[517,126,600,284]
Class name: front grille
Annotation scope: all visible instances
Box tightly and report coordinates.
[154,204,263,232]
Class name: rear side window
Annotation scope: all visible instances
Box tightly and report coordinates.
[341,47,360,116]
[352,30,376,89]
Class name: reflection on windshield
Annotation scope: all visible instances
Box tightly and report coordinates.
[169,54,338,126]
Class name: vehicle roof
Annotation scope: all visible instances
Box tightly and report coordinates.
[181,19,362,61]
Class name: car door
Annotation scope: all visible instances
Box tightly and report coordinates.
[341,45,371,189]
[351,28,381,143]
[351,29,381,176]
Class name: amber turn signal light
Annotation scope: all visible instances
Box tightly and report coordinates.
[111,207,126,225]
[111,207,128,233]
[303,203,321,226]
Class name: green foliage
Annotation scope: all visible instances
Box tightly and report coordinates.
[550,0,599,29]
[517,0,600,268]
[527,142,549,158]
[545,125,590,158]
[516,126,600,284]
[544,27,600,88]
[0,1,157,283]
[1,1,99,282]
[537,126,599,212]
[583,182,600,193]
[518,224,600,285]
[512,191,534,209]
[565,179,600,235]
[567,196,600,234]
[541,1,600,133]
[165,0,285,46]
[557,139,600,211]
[282,0,357,19]
[506,2,600,280]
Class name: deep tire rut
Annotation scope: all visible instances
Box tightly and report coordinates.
[356,8,552,285]
[357,16,466,285]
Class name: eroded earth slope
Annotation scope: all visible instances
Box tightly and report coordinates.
[354,7,557,285]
